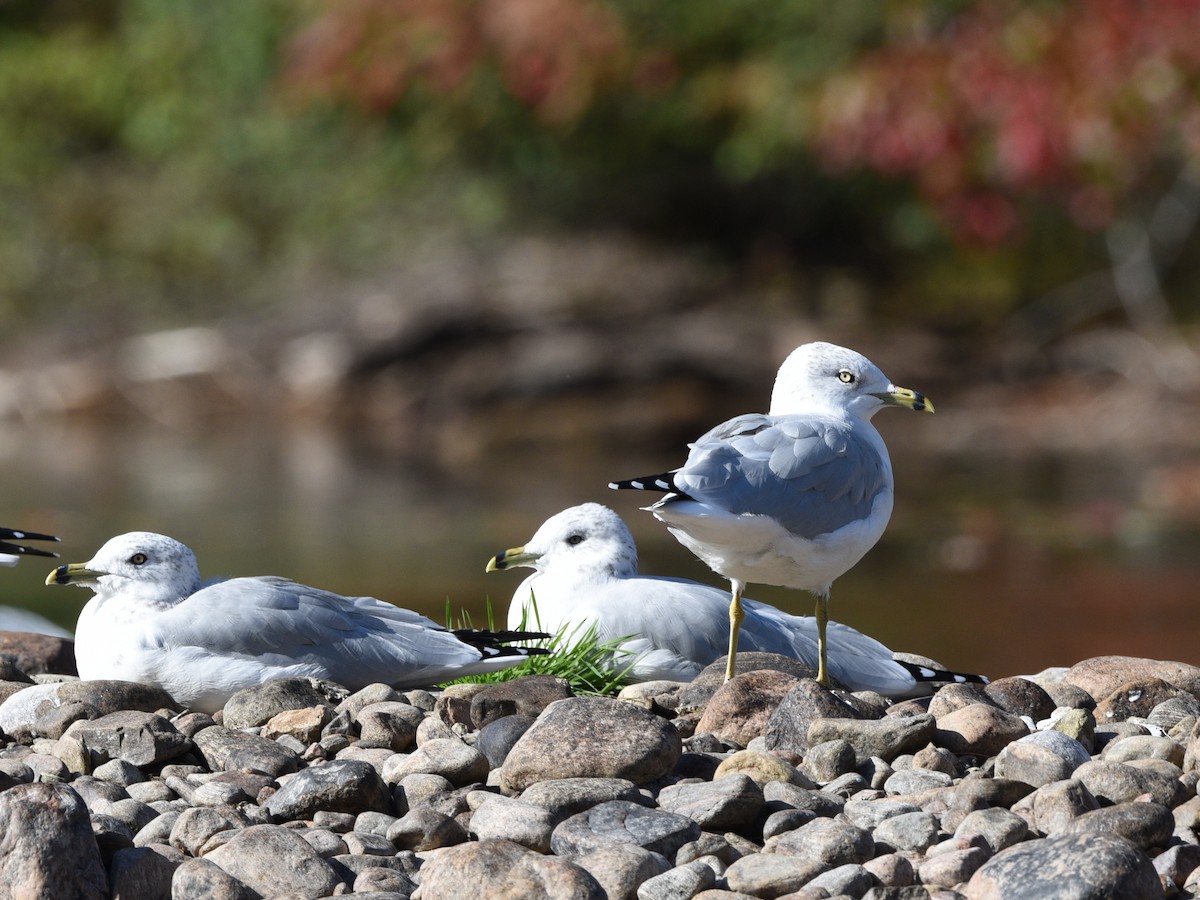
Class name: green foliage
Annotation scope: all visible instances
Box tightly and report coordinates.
[5,0,1200,332]
[443,596,635,697]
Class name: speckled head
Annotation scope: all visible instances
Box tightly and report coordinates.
[46,531,203,607]
[487,503,639,579]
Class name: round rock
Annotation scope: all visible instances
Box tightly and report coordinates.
[964,832,1161,899]
[501,697,681,790]
[418,838,604,899]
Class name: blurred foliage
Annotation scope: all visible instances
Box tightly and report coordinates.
[4,0,1200,333]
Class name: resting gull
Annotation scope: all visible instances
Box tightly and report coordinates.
[611,341,933,684]
[487,503,978,696]
[47,531,547,713]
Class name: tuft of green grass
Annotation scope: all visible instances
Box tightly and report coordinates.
[442,595,636,696]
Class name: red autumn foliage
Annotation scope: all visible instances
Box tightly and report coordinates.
[813,1,1200,243]
[286,0,626,124]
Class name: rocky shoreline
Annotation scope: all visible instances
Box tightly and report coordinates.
[0,636,1197,899]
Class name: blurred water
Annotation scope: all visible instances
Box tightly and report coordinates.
[3,415,1198,681]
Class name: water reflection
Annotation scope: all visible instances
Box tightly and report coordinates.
[3,417,1198,682]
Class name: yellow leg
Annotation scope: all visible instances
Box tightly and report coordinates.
[814,590,830,687]
[725,581,746,681]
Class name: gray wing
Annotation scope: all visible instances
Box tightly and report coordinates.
[157,576,483,685]
[568,577,914,694]
[671,413,888,538]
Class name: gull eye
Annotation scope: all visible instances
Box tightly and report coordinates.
[130,553,148,566]
[565,534,584,546]
[837,369,856,384]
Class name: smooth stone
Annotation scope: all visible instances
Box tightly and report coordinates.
[618,681,688,710]
[694,670,800,747]
[765,815,874,867]
[337,683,404,719]
[418,838,605,899]
[62,710,191,767]
[805,715,937,764]
[384,738,490,787]
[761,681,862,754]
[203,823,340,898]
[984,676,1057,722]
[842,798,922,830]
[864,852,917,888]
[1064,656,1200,703]
[168,806,250,856]
[807,862,876,897]
[0,681,176,741]
[636,859,717,900]
[1148,695,1200,731]
[519,777,648,825]
[762,780,846,817]
[883,767,952,794]
[0,782,108,898]
[353,867,418,895]
[550,800,701,859]
[995,729,1091,787]
[191,725,299,778]
[873,810,941,853]
[911,744,957,777]
[713,749,815,787]
[385,806,468,851]
[263,759,392,820]
[1062,801,1175,850]
[325,851,420,884]
[656,774,765,830]
[476,714,536,768]
[170,857,256,899]
[502,697,681,790]
[679,653,824,708]
[343,830,395,856]
[920,845,990,888]
[724,854,824,897]
[1094,677,1190,723]
[1016,778,1102,836]
[1153,843,1200,887]
[762,808,817,841]
[964,832,1162,899]
[1051,708,1098,753]
[469,795,555,853]
[355,701,425,751]
[0,631,76,677]
[935,703,1029,756]
[928,683,996,717]
[574,845,670,900]
[222,678,336,730]
[109,845,182,900]
[1073,759,1187,807]
[1102,734,1185,767]
[302,827,349,859]
[93,758,146,787]
[675,834,749,867]
[954,806,1029,853]
[261,706,332,745]
[804,738,858,782]
[469,674,573,729]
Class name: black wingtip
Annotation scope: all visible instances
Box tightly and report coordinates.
[899,662,989,686]
[609,473,676,493]
[0,541,60,559]
[451,628,553,658]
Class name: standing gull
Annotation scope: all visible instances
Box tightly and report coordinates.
[487,503,976,696]
[0,526,59,567]
[610,341,933,684]
[47,531,548,713]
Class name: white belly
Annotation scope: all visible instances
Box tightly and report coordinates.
[651,489,894,593]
